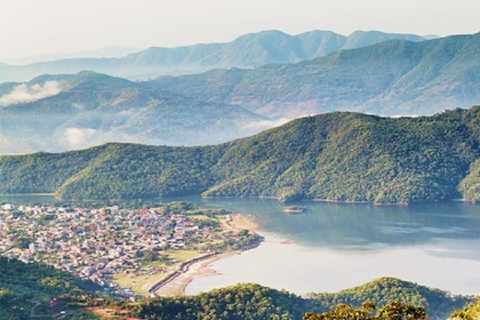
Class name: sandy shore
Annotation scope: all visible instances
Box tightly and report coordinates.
[151,253,230,296]
[151,213,260,297]
[224,213,259,232]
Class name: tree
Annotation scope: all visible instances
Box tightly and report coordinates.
[450,300,480,320]
[303,301,426,320]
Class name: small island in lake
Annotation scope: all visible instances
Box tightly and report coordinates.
[283,205,307,213]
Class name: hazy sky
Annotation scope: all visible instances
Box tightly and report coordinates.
[1,0,479,60]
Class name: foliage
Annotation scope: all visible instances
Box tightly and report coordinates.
[450,300,480,320]
[304,300,426,320]
[130,278,466,320]
[307,277,470,319]
[131,283,316,320]
[4,107,480,203]
[0,257,102,319]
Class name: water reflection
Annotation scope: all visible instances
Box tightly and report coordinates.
[3,194,480,294]
[4,194,480,254]
[165,197,480,253]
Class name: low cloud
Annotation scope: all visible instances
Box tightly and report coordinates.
[61,127,98,149]
[240,117,294,133]
[0,81,63,106]
[0,134,39,155]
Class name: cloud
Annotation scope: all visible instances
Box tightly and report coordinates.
[239,117,297,134]
[61,127,98,149]
[0,133,41,155]
[0,81,63,106]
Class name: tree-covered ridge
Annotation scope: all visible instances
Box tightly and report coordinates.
[450,300,480,320]
[53,143,225,200]
[4,107,480,203]
[0,257,102,319]
[0,267,472,320]
[303,301,427,320]
[131,283,318,320]
[129,278,469,320]
[307,277,469,319]
[203,109,480,203]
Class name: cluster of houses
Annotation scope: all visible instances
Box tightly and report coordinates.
[0,203,229,291]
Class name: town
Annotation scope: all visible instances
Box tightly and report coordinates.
[0,201,262,298]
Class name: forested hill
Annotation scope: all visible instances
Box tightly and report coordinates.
[131,278,469,320]
[0,257,102,319]
[307,277,469,319]
[4,107,480,203]
[0,262,469,320]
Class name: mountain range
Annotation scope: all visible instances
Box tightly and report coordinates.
[155,32,480,118]
[1,46,141,66]
[0,30,426,83]
[0,71,267,154]
[1,32,480,154]
[3,106,480,204]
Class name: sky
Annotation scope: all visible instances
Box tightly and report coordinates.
[1,0,479,61]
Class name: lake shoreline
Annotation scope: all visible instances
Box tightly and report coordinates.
[0,193,474,207]
[150,213,263,297]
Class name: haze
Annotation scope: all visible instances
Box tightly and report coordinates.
[1,0,479,61]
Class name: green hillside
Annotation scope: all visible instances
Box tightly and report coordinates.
[131,283,315,320]
[450,300,480,319]
[0,257,102,319]
[4,107,480,203]
[308,277,468,319]
[0,260,470,320]
[130,279,469,320]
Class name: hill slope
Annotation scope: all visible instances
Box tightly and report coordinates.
[3,107,480,203]
[130,279,468,320]
[0,30,426,83]
[308,277,468,319]
[0,257,101,319]
[0,71,265,154]
[154,33,480,118]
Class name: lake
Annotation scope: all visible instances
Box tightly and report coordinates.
[175,197,480,296]
[3,194,480,295]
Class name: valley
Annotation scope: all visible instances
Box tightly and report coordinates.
[1,6,480,317]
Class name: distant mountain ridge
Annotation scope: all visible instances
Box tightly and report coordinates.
[154,32,480,118]
[0,71,267,154]
[2,46,141,66]
[1,33,479,154]
[0,30,426,83]
[3,107,480,204]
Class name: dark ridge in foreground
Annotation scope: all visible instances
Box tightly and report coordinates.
[3,106,480,204]
[0,257,102,319]
[131,278,470,320]
[0,257,472,319]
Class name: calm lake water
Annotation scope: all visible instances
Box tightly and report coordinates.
[3,194,480,295]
